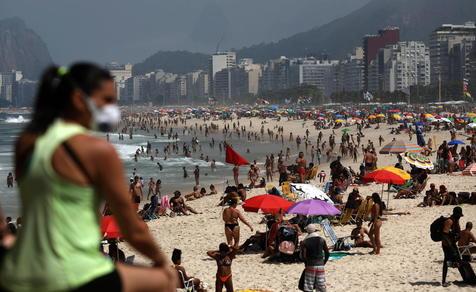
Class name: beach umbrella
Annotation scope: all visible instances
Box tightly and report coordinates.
[365,167,411,185]
[368,115,376,119]
[335,119,345,123]
[290,183,333,204]
[462,163,476,176]
[448,140,465,146]
[341,128,350,133]
[363,167,410,207]
[466,113,476,118]
[403,152,434,170]
[242,194,293,214]
[379,140,423,154]
[392,114,402,120]
[466,123,476,129]
[100,216,122,239]
[376,113,385,118]
[287,199,341,216]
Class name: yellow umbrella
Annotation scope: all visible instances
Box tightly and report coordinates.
[376,113,385,118]
[392,114,402,120]
[466,113,476,118]
[335,119,344,123]
[424,113,434,119]
[368,115,376,119]
[380,166,411,180]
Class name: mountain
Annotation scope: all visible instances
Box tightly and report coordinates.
[0,17,52,79]
[133,51,209,75]
[237,0,476,62]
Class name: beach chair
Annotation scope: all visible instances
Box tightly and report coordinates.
[281,182,297,201]
[338,208,354,225]
[178,270,196,292]
[362,198,374,221]
[459,245,475,261]
[320,219,351,250]
[306,166,319,181]
[352,197,369,222]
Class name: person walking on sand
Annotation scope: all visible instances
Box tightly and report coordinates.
[222,198,253,249]
[441,207,464,286]
[233,164,239,186]
[194,165,200,186]
[299,224,329,292]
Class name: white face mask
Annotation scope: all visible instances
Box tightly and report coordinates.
[85,98,121,132]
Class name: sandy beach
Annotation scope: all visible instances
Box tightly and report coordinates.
[119,116,476,291]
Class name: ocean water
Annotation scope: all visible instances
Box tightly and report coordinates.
[0,115,288,218]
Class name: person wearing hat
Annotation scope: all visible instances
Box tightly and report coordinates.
[299,224,329,292]
[441,206,464,286]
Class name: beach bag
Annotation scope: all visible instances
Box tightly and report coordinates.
[333,238,351,251]
[430,216,447,242]
[458,261,476,284]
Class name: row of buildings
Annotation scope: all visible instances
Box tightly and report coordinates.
[1,22,475,106]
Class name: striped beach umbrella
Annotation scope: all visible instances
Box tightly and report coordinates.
[403,152,434,170]
[379,140,423,154]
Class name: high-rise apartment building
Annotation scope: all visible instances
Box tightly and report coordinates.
[363,27,400,90]
[106,62,133,101]
[368,41,430,93]
[208,52,236,98]
[430,22,476,85]
[239,58,262,95]
[340,47,365,93]
[260,57,290,92]
[0,71,18,103]
[298,59,339,97]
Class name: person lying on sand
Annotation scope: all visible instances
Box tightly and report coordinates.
[185,186,200,201]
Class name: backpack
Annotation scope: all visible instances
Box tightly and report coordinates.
[430,216,447,242]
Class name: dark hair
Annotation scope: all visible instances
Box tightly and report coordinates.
[219,243,230,254]
[171,248,182,264]
[26,63,113,134]
[371,192,384,215]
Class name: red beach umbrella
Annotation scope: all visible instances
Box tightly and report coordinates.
[100,215,122,239]
[243,194,293,214]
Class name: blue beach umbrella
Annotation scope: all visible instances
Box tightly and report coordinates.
[448,140,465,146]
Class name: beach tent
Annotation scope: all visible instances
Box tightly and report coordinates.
[290,183,333,204]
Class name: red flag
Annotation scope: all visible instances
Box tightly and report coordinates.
[225,144,249,166]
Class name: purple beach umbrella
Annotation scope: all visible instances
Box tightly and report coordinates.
[287,199,341,216]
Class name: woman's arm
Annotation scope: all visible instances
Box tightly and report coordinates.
[94,142,167,266]
[237,210,253,231]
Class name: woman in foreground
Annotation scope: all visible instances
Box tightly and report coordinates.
[0,63,176,291]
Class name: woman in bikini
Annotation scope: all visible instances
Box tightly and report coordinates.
[222,198,253,249]
[368,192,384,255]
[207,243,237,292]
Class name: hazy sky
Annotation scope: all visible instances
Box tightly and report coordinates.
[0,0,370,64]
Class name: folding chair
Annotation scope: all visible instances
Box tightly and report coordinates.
[459,245,475,262]
[320,219,351,250]
[338,208,354,225]
[178,270,196,292]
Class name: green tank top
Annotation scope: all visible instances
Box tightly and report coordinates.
[0,119,114,291]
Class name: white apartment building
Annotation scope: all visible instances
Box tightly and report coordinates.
[239,58,262,95]
[106,62,133,101]
[382,41,430,92]
[298,59,339,97]
[209,52,236,97]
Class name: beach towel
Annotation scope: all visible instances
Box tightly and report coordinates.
[160,195,170,209]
